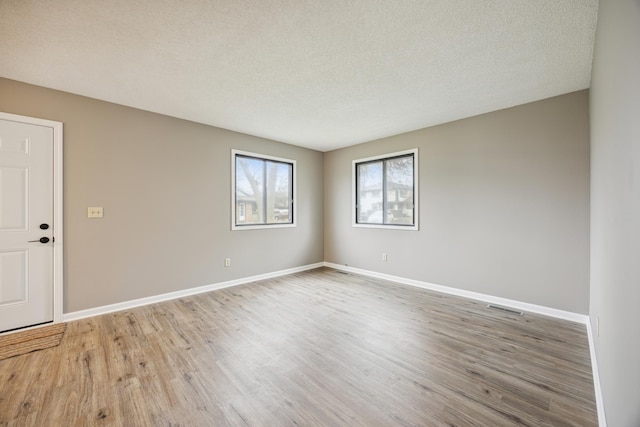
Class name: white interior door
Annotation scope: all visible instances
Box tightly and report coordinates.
[0,118,55,332]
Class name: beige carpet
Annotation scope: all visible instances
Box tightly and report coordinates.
[0,323,67,360]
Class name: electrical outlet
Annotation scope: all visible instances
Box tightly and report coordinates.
[224,258,231,267]
[87,207,103,218]
[382,253,388,262]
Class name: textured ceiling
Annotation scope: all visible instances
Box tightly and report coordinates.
[0,1,598,151]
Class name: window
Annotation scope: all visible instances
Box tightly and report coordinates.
[232,150,295,229]
[353,149,418,229]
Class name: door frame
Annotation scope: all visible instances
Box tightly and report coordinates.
[0,111,64,326]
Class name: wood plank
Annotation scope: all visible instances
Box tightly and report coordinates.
[0,268,598,425]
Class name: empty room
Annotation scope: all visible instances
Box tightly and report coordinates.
[0,1,638,426]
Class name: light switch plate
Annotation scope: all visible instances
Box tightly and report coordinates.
[88,207,104,218]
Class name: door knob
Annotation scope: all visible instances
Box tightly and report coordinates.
[28,237,50,243]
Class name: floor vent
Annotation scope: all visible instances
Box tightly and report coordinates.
[487,304,524,316]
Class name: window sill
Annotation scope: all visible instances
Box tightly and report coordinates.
[352,223,418,231]
[232,223,296,231]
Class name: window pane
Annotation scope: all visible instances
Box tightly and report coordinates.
[353,150,417,229]
[235,156,264,224]
[266,161,292,224]
[358,161,383,223]
[385,156,414,225]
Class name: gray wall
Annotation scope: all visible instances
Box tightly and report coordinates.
[1,79,592,317]
[0,78,324,313]
[590,0,640,425]
[325,91,590,314]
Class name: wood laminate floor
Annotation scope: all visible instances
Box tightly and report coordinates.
[0,268,597,426]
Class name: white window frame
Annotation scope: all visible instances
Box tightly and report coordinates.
[352,148,419,230]
[232,149,296,230]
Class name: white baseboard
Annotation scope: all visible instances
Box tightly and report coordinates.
[324,262,589,324]
[63,262,324,322]
[324,262,609,425]
[586,319,608,427]
[63,260,606,426]
[65,261,588,324]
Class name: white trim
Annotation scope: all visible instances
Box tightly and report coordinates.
[352,148,419,231]
[60,258,607,424]
[324,262,609,423]
[586,319,608,427]
[323,262,589,324]
[0,112,64,326]
[231,149,297,230]
[63,262,324,322]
